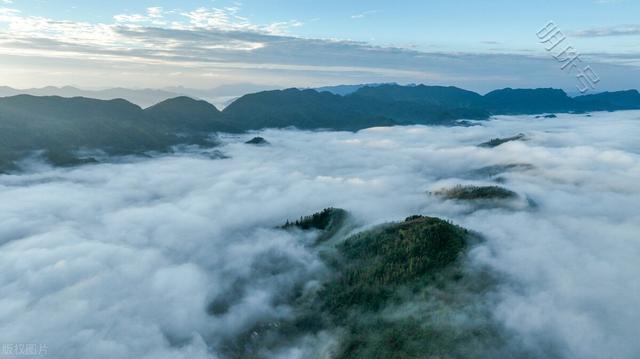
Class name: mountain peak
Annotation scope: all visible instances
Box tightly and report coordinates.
[146,96,221,114]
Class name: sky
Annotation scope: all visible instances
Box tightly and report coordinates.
[1,0,640,93]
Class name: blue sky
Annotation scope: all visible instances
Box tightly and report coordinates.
[1,0,639,92]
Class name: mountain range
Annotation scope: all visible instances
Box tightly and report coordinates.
[1,84,639,171]
[0,83,390,107]
[0,83,280,109]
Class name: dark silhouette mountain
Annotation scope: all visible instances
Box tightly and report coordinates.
[0,86,183,108]
[483,88,577,114]
[0,95,232,170]
[144,96,238,134]
[222,88,397,131]
[0,95,164,169]
[223,86,490,130]
[353,84,485,107]
[0,84,284,109]
[347,84,489,123]
[574,90,640,111]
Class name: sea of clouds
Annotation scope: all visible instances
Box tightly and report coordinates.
[0,111,639,358]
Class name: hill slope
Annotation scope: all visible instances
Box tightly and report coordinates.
[0,95,226,170]
[222,214,535,358]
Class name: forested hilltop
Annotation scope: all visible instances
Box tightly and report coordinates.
[224,210,541,358]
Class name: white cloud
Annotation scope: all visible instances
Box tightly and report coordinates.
[178,7,302,35]
[571,24,640,37]
[1,111,640,357]
[114,13,149,23]
[350,10,378,19]
[147,7,163,19]
[113,7,166,26]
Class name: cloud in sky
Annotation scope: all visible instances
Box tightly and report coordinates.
[350,10,378,19]
[1,4,640,91]
[593,0,625,4]
[571,24,640,37]
[1,112,640,357]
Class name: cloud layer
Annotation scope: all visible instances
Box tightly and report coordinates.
[2,4,640,91]
[1,112,640,358]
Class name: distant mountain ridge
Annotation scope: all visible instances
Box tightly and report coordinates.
[0,83,280,108]
[574,90,640,111]
[484,87,640,113]
[313,83,395,96]
[0,86,183,109]
[1,84,639,170]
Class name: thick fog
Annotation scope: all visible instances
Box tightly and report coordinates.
[0,111,639,358]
